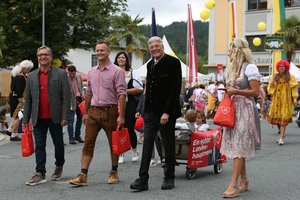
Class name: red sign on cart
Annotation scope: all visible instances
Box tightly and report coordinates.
[187,127,223,169]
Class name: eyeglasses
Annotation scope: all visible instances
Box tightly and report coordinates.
[37,53,50,57]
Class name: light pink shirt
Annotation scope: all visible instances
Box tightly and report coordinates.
[86,61,126,106]
[71,78,81,97]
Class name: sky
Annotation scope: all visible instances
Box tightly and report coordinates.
[126,0,206,26]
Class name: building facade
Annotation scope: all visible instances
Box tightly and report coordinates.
[206,0,300,77]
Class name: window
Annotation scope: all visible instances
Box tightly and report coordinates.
[246,35,266,52]
[91,54,97,67]
[248,0,267,10]
[285,0,300,7]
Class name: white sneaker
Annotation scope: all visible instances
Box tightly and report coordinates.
[149,159,156,167]
[118,154,125,164]
[278,137,284,145]
[276,135,280,143]
[132,150,139,162]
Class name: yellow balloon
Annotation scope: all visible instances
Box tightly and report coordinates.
[52,58,62,68]
[205,0,215,10]
[200,10,210,21]
[253,37,261,46]
[257,22,266,31]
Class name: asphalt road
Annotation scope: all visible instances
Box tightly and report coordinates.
[0,119,299,200]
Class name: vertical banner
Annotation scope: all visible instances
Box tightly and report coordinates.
[187,4,199,84]
[272,0,287,74]
[217,64,224,81]
[228,0,237,43]
[151,8,157,37]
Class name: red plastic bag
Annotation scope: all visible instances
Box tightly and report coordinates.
[78,100,85,115]
[134,116,144,130]
[21,127,34,157]
[213,96,235,128]
[112,127,131,155]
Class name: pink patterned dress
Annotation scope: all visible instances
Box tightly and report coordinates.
[221,63,261,159]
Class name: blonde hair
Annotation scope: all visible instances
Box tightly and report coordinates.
[225,38,253,83]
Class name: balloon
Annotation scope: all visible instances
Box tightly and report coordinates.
[52,58,62,68]
[257,22,266,31]
[253,37,261,46]
[200,10,210,21]
[205,0,215,10]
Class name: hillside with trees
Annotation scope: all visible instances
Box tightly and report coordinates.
[138,20,209,73]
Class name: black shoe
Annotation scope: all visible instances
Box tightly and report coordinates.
[130,178,148,191]
[10,136,21,141]
[74,136,85,143]
[4,130,11,136]
[69,138,76,144]
[161,178,175,190]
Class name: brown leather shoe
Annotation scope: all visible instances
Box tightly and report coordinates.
[69,173,87,186]
[51,166,63,181]
[107,170,119,184]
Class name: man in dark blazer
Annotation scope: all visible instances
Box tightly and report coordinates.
[130,36,182,191]
[23,45,70,186]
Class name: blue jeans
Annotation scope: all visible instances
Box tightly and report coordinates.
[33,119,65,174]
[67,105,82,140]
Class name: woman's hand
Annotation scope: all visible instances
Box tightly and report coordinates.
[226,86,239,95]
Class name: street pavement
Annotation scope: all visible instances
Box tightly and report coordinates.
[0,119,300,200]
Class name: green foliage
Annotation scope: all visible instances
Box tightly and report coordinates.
[106,13,148,63]
[282,15,300,62]
[138,20,209,68]
[0,0,126,68]
[0,27,7,61]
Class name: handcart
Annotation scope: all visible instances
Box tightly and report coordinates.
[162,127,227,179]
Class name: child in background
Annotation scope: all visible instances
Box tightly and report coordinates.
[175,109,197,131]
[196,111,209,132]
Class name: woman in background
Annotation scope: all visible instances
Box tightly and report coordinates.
[8,60,33,141]
[267,60,298,145]
[114,51,143,164]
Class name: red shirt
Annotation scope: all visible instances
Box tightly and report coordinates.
[38,70,51,119]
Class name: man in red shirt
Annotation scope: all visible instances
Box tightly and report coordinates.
[23,46,70,186]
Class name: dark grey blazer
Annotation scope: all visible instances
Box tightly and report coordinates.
[23,66,71,126]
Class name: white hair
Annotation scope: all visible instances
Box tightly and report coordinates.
[19,60,34,69]
[11,60,34,77]
[147,36,163,46]
[11,65,22,77]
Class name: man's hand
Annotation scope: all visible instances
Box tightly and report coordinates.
[117,116,125,129]
[160,113,169,125]
[83,114,88,125]
[60,120,68,127]
[135,112,140,118]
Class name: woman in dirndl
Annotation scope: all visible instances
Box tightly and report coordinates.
[221,38,261,198]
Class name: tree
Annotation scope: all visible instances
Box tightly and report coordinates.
[282,15,300,62]
[0,0,127,68]
[0,27,7,61]
[106,13,148,64]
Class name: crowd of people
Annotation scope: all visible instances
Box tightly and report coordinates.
[0,36,299,198]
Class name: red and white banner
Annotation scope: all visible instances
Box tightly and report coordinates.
[187,4,199,84]
[187,127,226,169]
